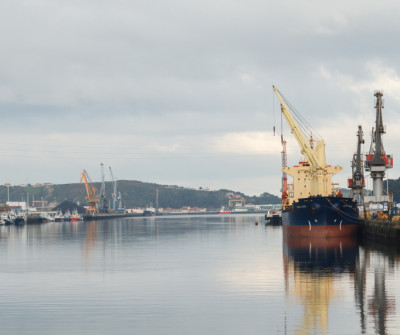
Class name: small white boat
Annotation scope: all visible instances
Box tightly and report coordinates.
[0,212,14,225]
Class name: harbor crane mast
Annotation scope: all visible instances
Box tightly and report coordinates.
[364,91,393,203]
[109,166,118,212]
[80,169,99,214]
[272,86,342,207]
[99,163,108,212]
[348,125,365,202]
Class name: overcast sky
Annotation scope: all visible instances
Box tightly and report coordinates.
[1,0,400,196]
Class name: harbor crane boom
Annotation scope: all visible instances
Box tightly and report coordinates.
[272,86,342,201]
[273,86,324,169]
[80,169,99,214]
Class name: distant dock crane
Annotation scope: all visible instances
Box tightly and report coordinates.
[99,163,108,212]
[109,166,118,212]
[80,169,99,214]
[228,198,246,208]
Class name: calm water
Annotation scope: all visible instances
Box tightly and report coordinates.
[0,215,399,335]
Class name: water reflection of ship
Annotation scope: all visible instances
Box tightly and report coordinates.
[283,236,358,334]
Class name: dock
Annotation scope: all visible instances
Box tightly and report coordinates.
[360,219,400,243]
[83,213,142,221]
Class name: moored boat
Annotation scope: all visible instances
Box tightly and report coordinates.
[143,207,155,217]
[55,211,66,222]
[13,211,26,225]
[69,210,83,222]
[38,212,53,223]
[0,212,14,225]
[219,207,231,214]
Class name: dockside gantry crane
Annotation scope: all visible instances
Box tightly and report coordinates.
[364,91,393,203]
[348,125,365,203]
[80,169,99,214]
[272,86,343,207]
[109,166,118,212]
[99,163,108,212]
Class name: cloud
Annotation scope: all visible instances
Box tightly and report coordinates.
[1,0,400,195]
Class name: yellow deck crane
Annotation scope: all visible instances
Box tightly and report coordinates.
[272,86,343,208]
[80,169,99,214]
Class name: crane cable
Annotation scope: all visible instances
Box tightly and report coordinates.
[272,88,275,136]
[278,90,322,142]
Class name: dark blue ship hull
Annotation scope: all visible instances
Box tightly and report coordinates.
[283,196,359,238]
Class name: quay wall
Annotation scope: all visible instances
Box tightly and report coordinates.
[360,219,400,243]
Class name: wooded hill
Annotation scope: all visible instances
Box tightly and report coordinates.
[0,180,280,209]
[387,178,400,203]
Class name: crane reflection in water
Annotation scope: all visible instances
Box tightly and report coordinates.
[283,234,398,335]
[357,244,397,335]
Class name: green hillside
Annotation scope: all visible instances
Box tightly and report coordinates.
[388,178,400,203]
[0,181,280,209]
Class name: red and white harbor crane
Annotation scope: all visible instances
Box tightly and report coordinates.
[364,91,393,204]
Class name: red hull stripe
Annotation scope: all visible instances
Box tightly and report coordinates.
[283,224,358,238]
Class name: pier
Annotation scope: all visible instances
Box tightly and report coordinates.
[360,219,400,243]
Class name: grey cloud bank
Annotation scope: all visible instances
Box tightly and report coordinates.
[1,0,400,195]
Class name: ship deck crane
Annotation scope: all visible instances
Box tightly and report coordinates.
[80,169,99,214]
[272,86,343,208]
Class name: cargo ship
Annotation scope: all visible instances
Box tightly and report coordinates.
[143,207,156,217]
[273,86,359,237]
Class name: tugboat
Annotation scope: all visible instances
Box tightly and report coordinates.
[273,86,359,238]
[219,207,231,214]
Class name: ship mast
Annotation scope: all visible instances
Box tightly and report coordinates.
[281,134,288,201]
[272,86,342,206]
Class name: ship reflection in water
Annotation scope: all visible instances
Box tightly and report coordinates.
[283,235,359,334]
[283,233,397,335]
